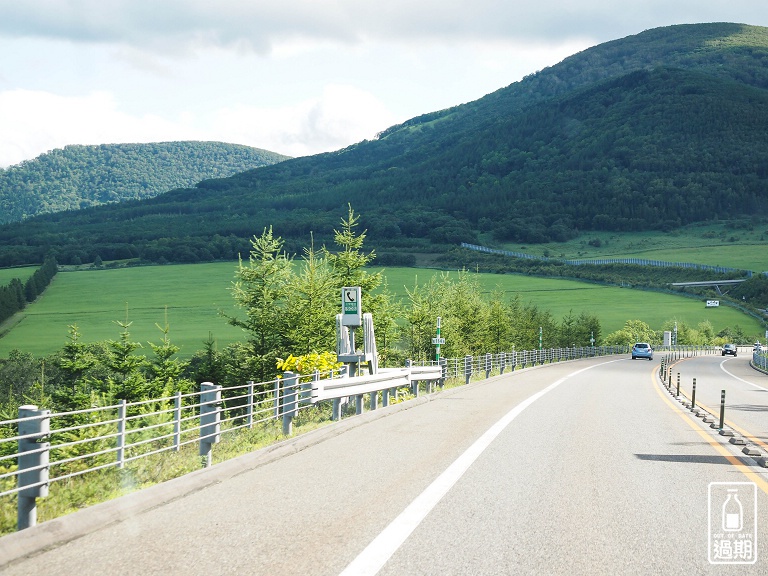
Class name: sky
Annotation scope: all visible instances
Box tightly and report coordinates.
[0,2,766,168]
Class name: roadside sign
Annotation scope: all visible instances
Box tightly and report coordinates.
[432,337,446,345]
[341,286,362,327]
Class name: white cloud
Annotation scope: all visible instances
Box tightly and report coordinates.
[206,84,399,157]
[0,84,398,167]
[3,0,763,53]
[0,90,196,167]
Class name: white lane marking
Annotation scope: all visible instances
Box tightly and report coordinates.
[719,360,768,392]
[338,360,617,576]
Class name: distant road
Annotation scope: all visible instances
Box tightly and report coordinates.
[3,356,767,575]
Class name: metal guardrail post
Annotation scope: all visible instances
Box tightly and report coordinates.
[174,391,182,451]
[282,372,298,436]
[304,371,319,409]
[274,379,281,418]
[485,353,492,379]
[332,398,342,421]
[116,399,126,469]
[499,353,506,375]
[199,382,222,468]
[406,359,418,397]
[439,357,447,387]
[464,355,472,386]
[355,394,364,415]
[18,405,50,531]
[246,381,255,429]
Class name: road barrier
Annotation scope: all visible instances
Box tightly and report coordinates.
[719,390,726,431]
[655,353,767,458]
[0,344,718,532]
[752,350,768,373]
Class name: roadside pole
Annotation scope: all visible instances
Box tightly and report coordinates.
[432,316,445,362]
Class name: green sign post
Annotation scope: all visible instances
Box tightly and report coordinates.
[431,316,445,361]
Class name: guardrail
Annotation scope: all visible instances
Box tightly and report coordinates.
[752,350,768,373]
[461,242,752,276]
[1,344,716,533]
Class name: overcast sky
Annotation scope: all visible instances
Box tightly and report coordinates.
[0,1,766,168]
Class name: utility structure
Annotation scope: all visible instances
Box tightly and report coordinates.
[336,286,378,376]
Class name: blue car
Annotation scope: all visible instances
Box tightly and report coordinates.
[631,342,653,360]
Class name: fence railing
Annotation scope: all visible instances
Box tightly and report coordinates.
[752,350,768,372]
[0,345,718,533]
[461,242,752,276]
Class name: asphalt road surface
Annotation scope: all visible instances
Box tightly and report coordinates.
[2,354,767,575]
[668,352,768,451]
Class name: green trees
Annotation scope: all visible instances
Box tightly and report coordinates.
[286,239,337,355]
[228,206,401,380]
[4,25,768,267]
[400,272,602,362]
[603,320,658,345]
[0,142,289,225]
[0,257,57,325]
[227,227,293,382]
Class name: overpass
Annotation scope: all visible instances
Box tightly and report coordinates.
[670,278,747,295]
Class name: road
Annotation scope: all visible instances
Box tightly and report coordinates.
[668,351,768,451]
[2,354,767,575]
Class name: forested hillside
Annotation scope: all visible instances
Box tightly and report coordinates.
[0,142,289,224]
[0,23,767,266]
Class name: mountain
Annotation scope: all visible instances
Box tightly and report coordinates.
[0,22,767,267]
[0,142,289,224]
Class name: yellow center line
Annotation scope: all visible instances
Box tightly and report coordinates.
[664,358,768,451]
[674,388,768,453]
[651,365,768,495]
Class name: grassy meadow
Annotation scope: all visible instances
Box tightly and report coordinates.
[381,267,763,338]
[493,222,768,272]
[0,266,36,285]
[0,263,245,358]
[0,256,763,359]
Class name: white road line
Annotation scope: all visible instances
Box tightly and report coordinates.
[338,360,618,576]
[719,360,768,392]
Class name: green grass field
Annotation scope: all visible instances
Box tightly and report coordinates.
[0,266,36,285]
[0,259,762,359]
[380,267,763,338]
[491,223,768,271]
[0,263,245,358]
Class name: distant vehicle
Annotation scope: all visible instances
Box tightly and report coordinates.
[754,342,763,352]
[722,344,737,357]
[631,342,654,360]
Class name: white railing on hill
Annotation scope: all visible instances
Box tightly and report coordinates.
[461,242,752,276]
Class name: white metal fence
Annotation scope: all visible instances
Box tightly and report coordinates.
[0,345,720,532]
[753,350,768,372]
